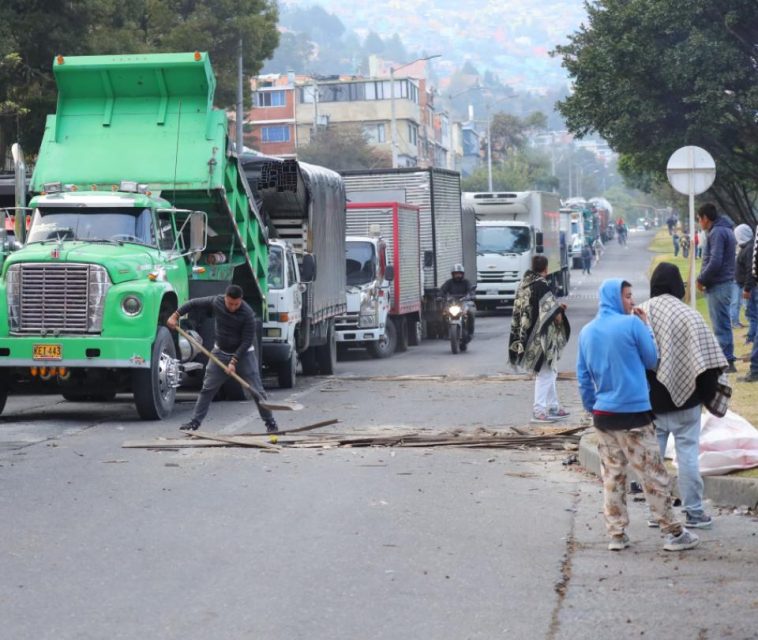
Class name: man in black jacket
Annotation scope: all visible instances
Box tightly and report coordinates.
[167,284,278,433]
[440,263,476,337]
[639,263,727,529]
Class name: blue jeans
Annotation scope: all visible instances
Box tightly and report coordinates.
[706,280,735,362]
[654,405,705,517]
[746,287,758,343]
[751,339,758,375]
[730,282,744,325]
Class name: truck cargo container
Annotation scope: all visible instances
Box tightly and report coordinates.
[336,202,422,357]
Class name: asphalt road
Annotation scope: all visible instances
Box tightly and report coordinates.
[1,229,756,639]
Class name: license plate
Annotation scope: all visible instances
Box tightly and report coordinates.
[33,344,62,360]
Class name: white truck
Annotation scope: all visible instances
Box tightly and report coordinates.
[463,191,567,310]
[563,207,586,269]
[242,157,347,388]
[335,202,422,358]
[341,168,475,340]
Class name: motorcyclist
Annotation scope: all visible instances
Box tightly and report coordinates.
[440,263,476,337]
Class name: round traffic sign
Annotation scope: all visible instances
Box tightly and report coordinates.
[666,146,716,196]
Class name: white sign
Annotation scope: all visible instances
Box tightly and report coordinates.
[666,146,716,196]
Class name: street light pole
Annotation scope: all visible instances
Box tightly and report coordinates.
[486,110,493,191]
[390,54,441,169]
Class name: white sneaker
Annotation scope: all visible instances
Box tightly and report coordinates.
[663,528,699,551]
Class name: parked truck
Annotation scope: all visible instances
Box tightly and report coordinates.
[462,191,567,309]
[341,168,474,339]
[0,52,269,419]
[242,156,346,388]
[335,202,422,358]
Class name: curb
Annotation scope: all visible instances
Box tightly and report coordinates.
[578,432,758,509]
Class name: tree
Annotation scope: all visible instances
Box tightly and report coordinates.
[297,125,390,172]
[262,32,315,74]
[0,0,279,163]
[554,0,758,223]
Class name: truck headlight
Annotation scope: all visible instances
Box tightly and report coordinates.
[121,295,143,316]
[359,297,377,327]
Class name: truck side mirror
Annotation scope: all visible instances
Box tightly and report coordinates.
[384,265,394,282]
[12,144,27,245]
[300,253,316,283]
[535,231,544,254]
[423,250,434,269]
[189,212,207,253]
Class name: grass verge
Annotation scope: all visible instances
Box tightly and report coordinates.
[648,229,758,479]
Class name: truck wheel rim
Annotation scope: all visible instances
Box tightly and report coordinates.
[157,352,178,400]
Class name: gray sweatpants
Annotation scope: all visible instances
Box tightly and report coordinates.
[191,348,273,426]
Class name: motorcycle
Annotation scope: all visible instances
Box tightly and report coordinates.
[443,296,472,354]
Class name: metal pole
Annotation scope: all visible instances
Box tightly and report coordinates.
[390,67,398,168]
[312,80,319,140]
[486,107,493,191]
[236,37,244,155]
[688,147,697,309]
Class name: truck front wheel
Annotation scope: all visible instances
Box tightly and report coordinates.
[368,319,397,358]
[315,322,336,375]
[132,327,178,420]
[394,317,409,352]
[0,374,8,416]
[277,347,298,388]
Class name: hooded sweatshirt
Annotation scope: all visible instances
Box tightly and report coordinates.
[577,278,658,414]
[734,223,756,289]
[698,215,735,287]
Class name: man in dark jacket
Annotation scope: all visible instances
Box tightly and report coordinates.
[696,203,737,371]
[744,226,758,382]
[640,263,727,530]
[734,224,757,345]
[440,263,476,337]
[167,284,278,433]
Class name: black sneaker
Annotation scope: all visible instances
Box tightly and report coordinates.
[265,420,279,434]
[180,420,200,432]
[726,361,738,373]
[740,371,758,383]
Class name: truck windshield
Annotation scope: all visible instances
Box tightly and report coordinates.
[476,226,531,254]
[345,241,376,285]
[268,245,284,290]
[27,207,156,246]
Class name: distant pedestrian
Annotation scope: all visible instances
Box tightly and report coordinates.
[680,233,690,259]
[672,230,680,257]
[508,256,570,423]
[577,278,699,552]
[696,203,737,372]
[744,230,758,383]
[592,236,604,265]
[581,243,593,275]
[667,215,676,236]
[639,263,727,530]
[696,228,706,259]
[735,224,757,344]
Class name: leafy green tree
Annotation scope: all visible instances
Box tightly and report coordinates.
[0,0,279,163]
[554,0,758,223]
[261,32,315,75]
[461,148,555,192]
[297,124,390,172]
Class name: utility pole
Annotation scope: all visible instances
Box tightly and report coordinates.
[236,37,244,155]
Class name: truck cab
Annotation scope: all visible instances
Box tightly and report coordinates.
[336,235,395,358]
[474,220,533,307]
[261,239,308,388]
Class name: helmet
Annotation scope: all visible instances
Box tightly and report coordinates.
[451,263,465,275]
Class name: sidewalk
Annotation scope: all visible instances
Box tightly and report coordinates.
[578,430,758,509]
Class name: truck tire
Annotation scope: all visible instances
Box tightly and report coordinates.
[368,318,397,358]
[277,347,298,389]
[315,323,336,375]
[301,348,319,376]
[394,317,408,352]
[0,375,8,416]
[132,327,177,420]
[408,320,422,346]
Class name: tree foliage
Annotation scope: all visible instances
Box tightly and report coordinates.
[0,0,279,164]
[554,0,758,223]
[296,125,390,172]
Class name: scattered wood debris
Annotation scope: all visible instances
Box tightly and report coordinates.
[123,423,588,452]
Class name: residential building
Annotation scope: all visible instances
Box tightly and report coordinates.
[246,73,298,157]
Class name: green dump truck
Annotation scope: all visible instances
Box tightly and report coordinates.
[0,52,268,420]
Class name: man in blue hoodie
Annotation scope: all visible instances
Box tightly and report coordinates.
[696,202,737,371]
[577,278,699,552]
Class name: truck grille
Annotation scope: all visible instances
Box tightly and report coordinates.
[477,270,520,283]
[335,314,360,330]
[6,263,111,335]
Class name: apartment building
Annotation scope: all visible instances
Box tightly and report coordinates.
[246,73,299,157]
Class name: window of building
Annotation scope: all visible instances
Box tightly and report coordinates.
[364,123,386,143]
[261,125,291,143]
[255,90,286,107]
[407,122,418,146]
